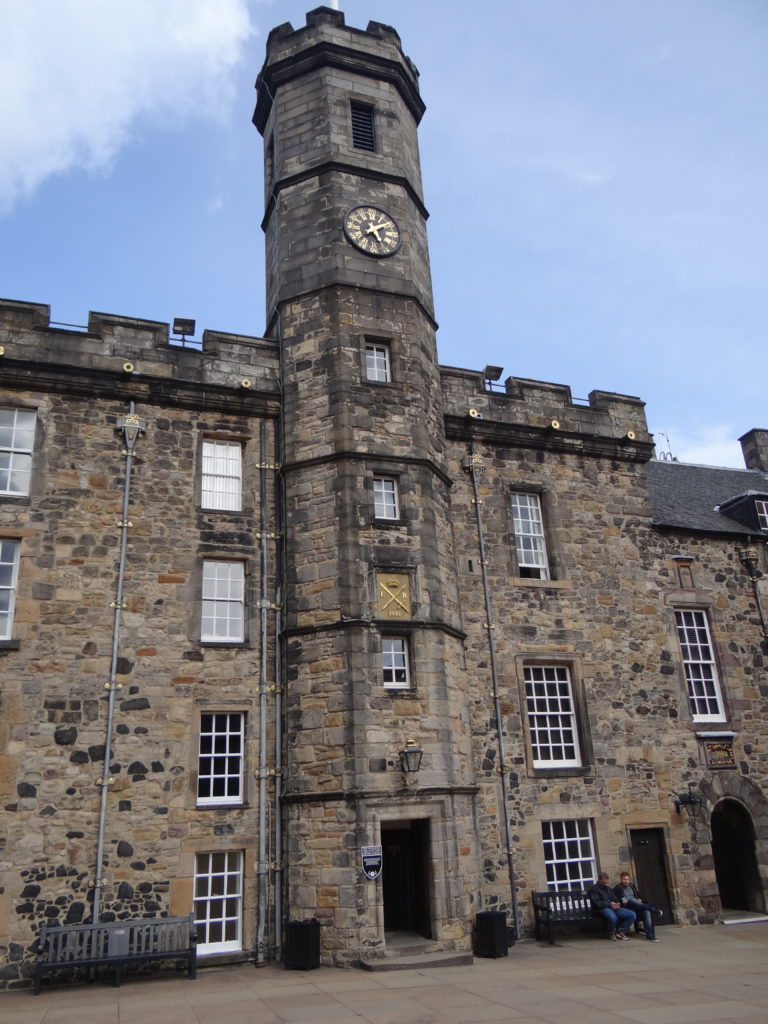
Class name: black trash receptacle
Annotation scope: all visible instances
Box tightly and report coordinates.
[475,911,508,958]
[285,918,320,970]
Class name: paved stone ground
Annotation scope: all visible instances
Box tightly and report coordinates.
[4,923,768,1024]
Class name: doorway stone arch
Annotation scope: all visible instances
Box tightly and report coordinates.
[701,774,768,915]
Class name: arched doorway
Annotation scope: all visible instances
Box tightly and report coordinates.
[711,799,764,913]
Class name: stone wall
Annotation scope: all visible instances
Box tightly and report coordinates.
[443,368,768,932]
[0,312,281,986]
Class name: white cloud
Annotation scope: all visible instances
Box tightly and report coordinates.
[655,424,747,469]
[0,0,253,211]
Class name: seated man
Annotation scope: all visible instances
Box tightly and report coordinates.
[614,871,662,942]
[587,872,636,940]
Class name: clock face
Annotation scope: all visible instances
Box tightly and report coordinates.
[343,206,401,257]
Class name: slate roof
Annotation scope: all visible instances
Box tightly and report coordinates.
[646,459,768,534]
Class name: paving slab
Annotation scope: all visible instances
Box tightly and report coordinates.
[3,923,768,1023]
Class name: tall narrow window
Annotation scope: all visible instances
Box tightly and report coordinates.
[525,665,581,768]
[674,609,725,721]
[365,342,391,383]
[350,100,375,151]
[0,408,35,497]
[194,851,243,955]
[373,477,399,520]
[510,492,550,579]
[201,440,242,511]
[541,819,596,892]
[382,636,410,689]
[0,540,20,640]
[265,134,275,191]
[197,713,244,806]
[201,561,245,643]
[756,499,768,531]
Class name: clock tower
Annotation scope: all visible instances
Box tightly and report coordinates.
[254,7,478,963]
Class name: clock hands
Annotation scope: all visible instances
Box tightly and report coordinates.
[365,221,390,242]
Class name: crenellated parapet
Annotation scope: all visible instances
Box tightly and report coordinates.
[0,299,279,414]
[441,365,654,461]
[254,7,422,134]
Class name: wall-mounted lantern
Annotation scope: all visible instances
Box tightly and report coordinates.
[672,785,704,821]
[399,740,423,774]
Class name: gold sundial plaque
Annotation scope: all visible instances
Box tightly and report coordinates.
[703,738,736,769]
[377,573,411,619]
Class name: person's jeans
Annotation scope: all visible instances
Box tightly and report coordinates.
[600,906,636,935]
[623,898,657,939]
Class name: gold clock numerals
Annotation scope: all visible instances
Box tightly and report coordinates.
[344,206,401,257]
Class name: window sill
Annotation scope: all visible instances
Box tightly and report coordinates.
[0,639,20,650]
[197,949,249,964]
[198,507,251,516]
[530,766,591,778]
[199,641,249,649]
[372,518,403,529]
[195,803,247,811]
[508,577,571,590]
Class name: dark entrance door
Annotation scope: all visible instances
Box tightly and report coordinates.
[629,828,672,922]
[711,799,764,912]
[381,820,431,937]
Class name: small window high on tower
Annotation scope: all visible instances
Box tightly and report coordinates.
[350,100,375,151]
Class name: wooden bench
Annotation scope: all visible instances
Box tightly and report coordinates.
[33,914,197,994]
[532,889,606,945]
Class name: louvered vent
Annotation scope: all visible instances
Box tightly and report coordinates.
[350,101,375,151]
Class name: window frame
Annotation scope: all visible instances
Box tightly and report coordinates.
[674,608,726,722]
[373,476,400,521]
[201,560,246,644]
[509,491,550,580]
[0,539,20,640]
[541,818,597,892]
[350,99,375,151]
[197,712,245,807]
[201,439,243,512]
[365,342,392,383]
[0,408,36,499]
[194,850,243,955]
[382,635,410,690]
[524,664,582,768]
[756,499,768,532]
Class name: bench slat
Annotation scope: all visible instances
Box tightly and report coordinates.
[532,889,603,945]
[34,915,197,994]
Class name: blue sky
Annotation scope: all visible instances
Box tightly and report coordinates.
[1,0,766,468]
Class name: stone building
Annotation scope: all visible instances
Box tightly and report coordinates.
[1,6,767,986]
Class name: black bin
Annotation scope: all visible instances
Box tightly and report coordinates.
[285,918,320,970]
[475,911,508,958]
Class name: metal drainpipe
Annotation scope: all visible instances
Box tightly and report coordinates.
[92,403,145,922]
[273,587,283,959]
[273,305,286,960]
[256,421,269,964]
[739,541,768,646]
[464,444,520,938]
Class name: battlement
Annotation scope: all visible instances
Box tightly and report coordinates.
[440,365,652,448]
[254,6,423,134]
[264,7,407,63]
[0,299,279,393]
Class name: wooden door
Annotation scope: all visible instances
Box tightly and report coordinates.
[630,828,672,922]
[382,821,431,936]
